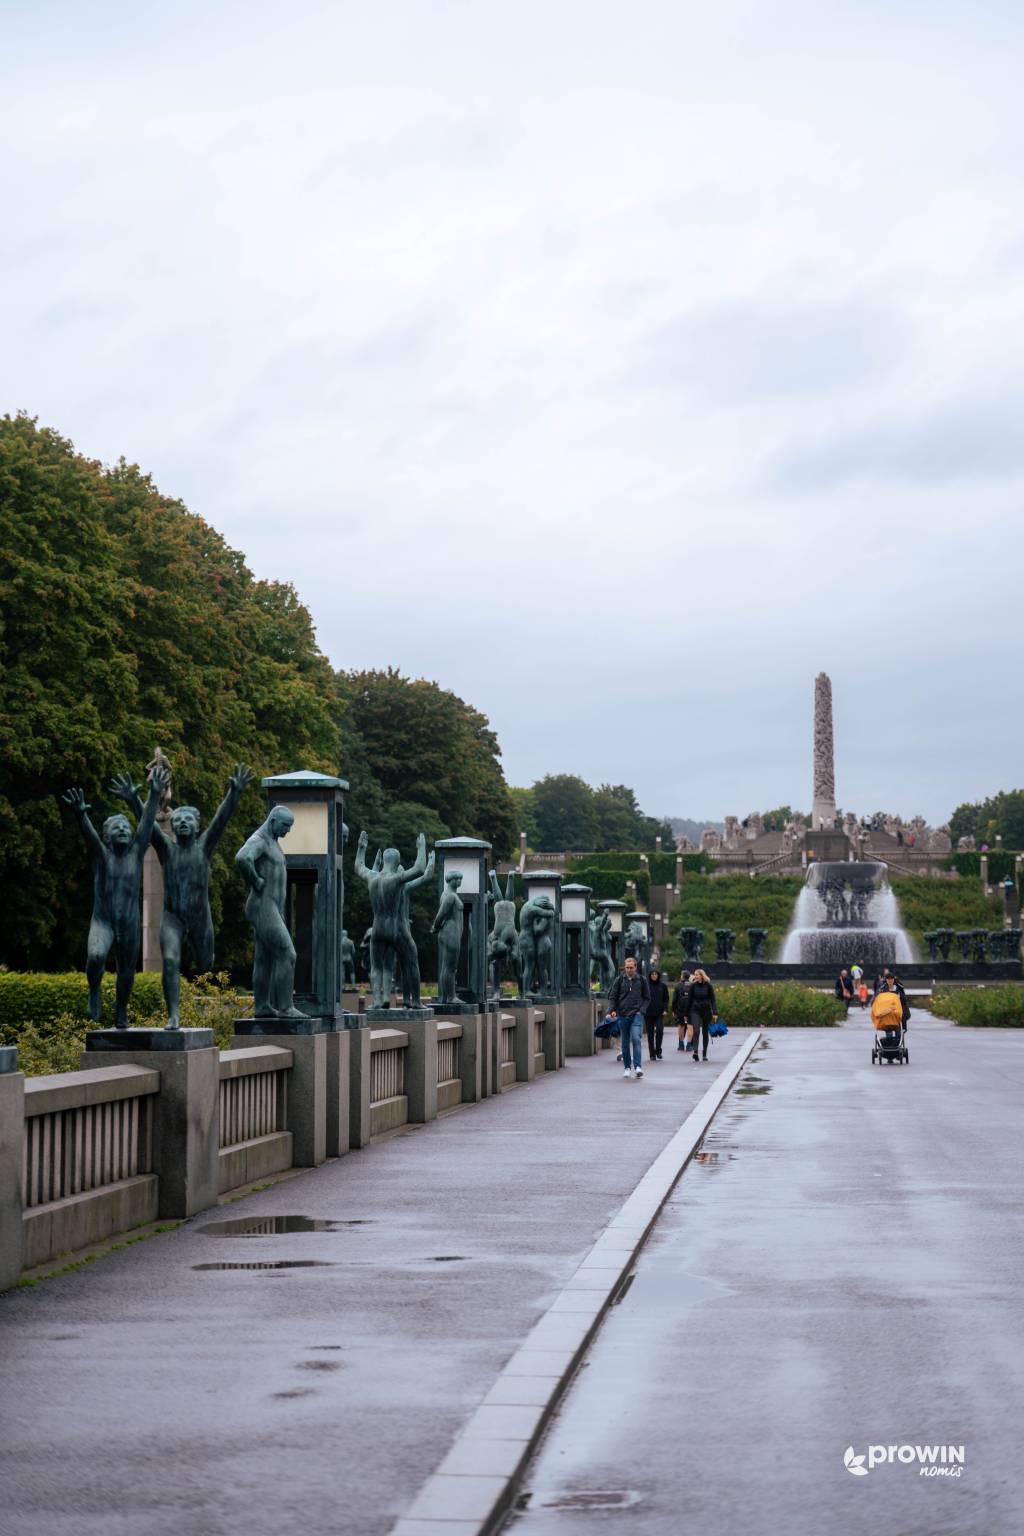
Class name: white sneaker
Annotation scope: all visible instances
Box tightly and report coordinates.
[635,1067,644,1078]
[623,1068,632,1078]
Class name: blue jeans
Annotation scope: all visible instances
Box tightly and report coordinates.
[619,1013,644,1070]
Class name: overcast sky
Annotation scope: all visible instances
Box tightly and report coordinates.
[3,0,1022,827]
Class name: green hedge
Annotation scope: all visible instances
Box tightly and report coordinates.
[889,877,1003,955]
[930,984,1024,1027]
[943,851,1020,885]
[0,972,168,1035]
[568,852,716,881]
[659,876,804,973]
[715,983,846,1028]
[566,867,651,906]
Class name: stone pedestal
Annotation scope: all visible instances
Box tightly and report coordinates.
[479,1010,495,1098]
[363,1006,434,1023]
[231,1025,326,1168]
[510,1003,539,1083]
[433,1013,483,1104]
[542,1002,563,1071]
[325,1030,351,1158]
[86,1028,214,1052]
[403,1017,439,1124]
[0,1054,25,1291]
[563,996,597,1057]
[82,1044,219,1219]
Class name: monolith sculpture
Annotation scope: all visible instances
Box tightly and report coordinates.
[113,762,254,1027]
[812,671,837,830]
[235,806,305,1018]
[63,764,169,1027]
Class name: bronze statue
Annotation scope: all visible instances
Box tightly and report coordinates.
[340,929,356,987]
[432,871,465,1008]
[486,870,521,998]
[235,806,305,1018]
[63,764,169,1028]
[519,894,557,994]
[113,762,253,1027]
[354,830,428,1008]
[589,909,615,991]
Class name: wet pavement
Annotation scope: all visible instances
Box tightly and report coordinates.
[0,1037,751,1536]
[508,1016,1024,1536]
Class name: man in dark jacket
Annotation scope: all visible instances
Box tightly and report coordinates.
[835,969,854,1007]
[672,970,692,1051]
[645,968,670,1061]
[606,956,650,1078]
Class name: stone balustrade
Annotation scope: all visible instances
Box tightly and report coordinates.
[217,1046,293,1193]
[369,1028,409,1136]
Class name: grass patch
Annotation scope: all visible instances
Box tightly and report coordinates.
[930,984,1024,1027]
[660,876,803,974]
[890,876,1003,956]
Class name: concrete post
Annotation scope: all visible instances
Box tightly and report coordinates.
[83,1046,219,1219]
[563,995,597,1055]
[231,1032,326,1168]
[542,1005,561,1072]
[435,1012,482,1104]
[0,1050,25,1291]
[403,1017,438,1124]
[489,1011,508,1094]
[479,1010,494,1098]
[348,1026,372,1149]
[324,1029,351,1158]
[513,1005,538,1083]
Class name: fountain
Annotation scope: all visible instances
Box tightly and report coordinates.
[780,861,916,968]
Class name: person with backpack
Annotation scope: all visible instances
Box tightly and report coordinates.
[834,969,854,1008]
[605,955,650,1079]
[645,968,670,1060]
[688,968,718,1063]
[672,969,693,1051]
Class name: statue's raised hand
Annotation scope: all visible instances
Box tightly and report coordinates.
[230,763,255,795]
[357,829,369,852]
[109,772,141,804]
[62,787,90,814]
[416,832,427,855]
[149,764,171,798]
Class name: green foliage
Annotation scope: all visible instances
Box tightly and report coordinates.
[665,876,803,964]
[930,984,1024,1027]
[561,867,651,905]
[759,806,807,832]
[714,982,846,1028]
[943,851,1020,886]
[0,414,340,971]
[508,786,539,847]
[890,876,1002,954]
[949,789,1024,849]
[1,971,252,1073]
[532,774,598,852]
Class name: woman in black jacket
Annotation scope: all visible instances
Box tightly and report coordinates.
[645,968,670,1060]
[688,969,717,1062]
[672,969,692,1051]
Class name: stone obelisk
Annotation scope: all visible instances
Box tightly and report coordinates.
[811,672,837,831]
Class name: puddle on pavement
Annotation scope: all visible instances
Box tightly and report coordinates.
[735,1073,771,1096]
[272,1387,317,1400]
[520,1490,642,1512]
[431,1255,466,1262]
[192,1260,336,1271]
[198,1215,367,1236]
[295,1358,343,1372]
[617,1268,733,1306]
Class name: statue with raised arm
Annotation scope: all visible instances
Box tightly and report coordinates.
[519,894,557,994]
[354,829,428,1008]
[589,909,615,991]
[112,761,254,1027]
[235,805,305,1018]
[63,764,169,1028]
[486,870,521,999]
[432,870,465,1008]
[399,848,435,1006]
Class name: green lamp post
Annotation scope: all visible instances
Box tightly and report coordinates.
[560,883,592,997]
[262,770,349,1026]
[434,837,492,1011]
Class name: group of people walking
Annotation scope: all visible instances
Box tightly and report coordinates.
[604,956,720,1078]
[835,966,911,1026]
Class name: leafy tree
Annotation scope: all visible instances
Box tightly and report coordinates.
[508,787,539,849]
[532,774,598,852]
[760,805,805,832]
[949,790,1024,849]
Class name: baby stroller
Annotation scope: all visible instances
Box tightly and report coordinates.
[870,989,908,1065]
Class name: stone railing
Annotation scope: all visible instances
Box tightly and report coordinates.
[533,1013,546,1074]
[499,1015,517,1088]
[217,1046,293,1194]
[436,1023,462,1113]
[21,1065,160,1269]
[369,1028,409,1136]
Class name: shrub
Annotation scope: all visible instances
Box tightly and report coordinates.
[665,876,803,964]
[568,852,715,880]
[564,867,651,906]
[930,984,1024,1027]
[890,877,1002,955]
[0,971,167,1035]
[714,982,846,1028]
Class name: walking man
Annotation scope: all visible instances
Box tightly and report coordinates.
[605,955,650,1079]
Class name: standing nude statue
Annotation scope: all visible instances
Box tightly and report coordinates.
[112,762,254,1027]
[354,830,428,1008]
[519,894,557,995]
[340,929,357,988]
[487,870,521,998]
[589,909,615,991]
[432,870,465,1008]
[235,806,305,1018]
[63,765,169,1028]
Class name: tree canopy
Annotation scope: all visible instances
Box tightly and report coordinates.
[521,775,673,853]
[949,790,1024,849]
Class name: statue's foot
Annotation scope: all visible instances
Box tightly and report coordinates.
[165,1017,180,1030]
[281,1007,307,1020]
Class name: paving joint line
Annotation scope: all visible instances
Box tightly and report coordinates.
[389,1028,762,1536]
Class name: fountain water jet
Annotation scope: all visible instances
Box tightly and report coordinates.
[780,861,916,967]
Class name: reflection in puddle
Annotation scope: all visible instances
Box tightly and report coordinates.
[736,1073,771,1096]
[198,1216,367,1236]
[528,1490,642,1511]
[431,1255,466,1262]
[192,1260,336,1270]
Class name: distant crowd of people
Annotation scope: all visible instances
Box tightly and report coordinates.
[603,956,721,1077]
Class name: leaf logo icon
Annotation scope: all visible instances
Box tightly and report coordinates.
[844,1447,869,1476]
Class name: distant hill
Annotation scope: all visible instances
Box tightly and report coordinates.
[669,816,724,844]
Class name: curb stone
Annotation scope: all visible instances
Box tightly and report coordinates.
[390,1028,762,1535]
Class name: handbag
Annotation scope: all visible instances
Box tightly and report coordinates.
[708,1019,728,1038]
